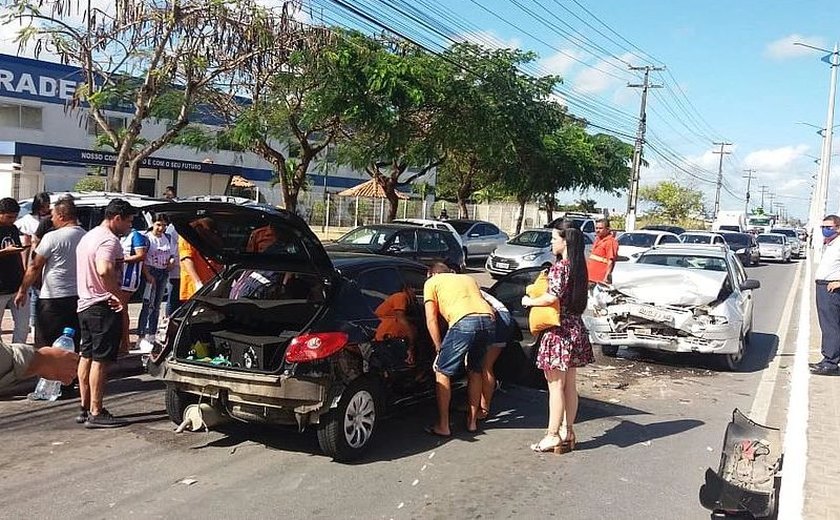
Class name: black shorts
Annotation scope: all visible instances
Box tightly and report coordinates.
[79,301,122,362]
[35,296,80,349]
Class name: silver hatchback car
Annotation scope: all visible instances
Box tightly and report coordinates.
[447,219,509,259]
[485,228,593,278]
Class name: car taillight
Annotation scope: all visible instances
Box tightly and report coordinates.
[285,332,349,363]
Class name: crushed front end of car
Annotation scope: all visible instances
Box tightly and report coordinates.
[588,264,742,354]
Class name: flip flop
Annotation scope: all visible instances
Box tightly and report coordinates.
[423,425,452,438]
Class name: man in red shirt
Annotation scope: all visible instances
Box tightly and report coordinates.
[587,219,618,284]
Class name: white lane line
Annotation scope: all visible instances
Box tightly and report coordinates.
[777,258,811,519]
[749,260,803,424]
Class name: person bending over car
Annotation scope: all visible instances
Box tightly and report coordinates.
[423,262,495,437]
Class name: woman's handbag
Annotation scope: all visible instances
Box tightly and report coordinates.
[525,270,561,335]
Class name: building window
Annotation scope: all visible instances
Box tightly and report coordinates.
[87,114,127,135]
[0,103,42,129]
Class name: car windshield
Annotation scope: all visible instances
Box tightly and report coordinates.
[721,234,749,247]
[509,230,551,247]
[771,229,797,238]
[757,235,783,244]
[618,233,657,248]
[448,221,474,234]
[637,254,728,271]
[680,234,711,244]
[336,226,396,247]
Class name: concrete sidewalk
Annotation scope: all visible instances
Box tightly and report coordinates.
[802,288,840,518]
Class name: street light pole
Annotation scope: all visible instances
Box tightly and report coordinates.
[796,41,840,258]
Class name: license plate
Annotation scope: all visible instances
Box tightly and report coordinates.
[496,261,509,269]
[630,304,672,323]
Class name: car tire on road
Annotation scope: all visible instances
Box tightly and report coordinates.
[717,332,745,372]
[317,377,381,462]
[600,344,619,357]
[165,384,199,425]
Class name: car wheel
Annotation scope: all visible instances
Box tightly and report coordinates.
[165,384,198,425]
[600,344,619,357]
[317,377,381,462]
[717,332,745,371]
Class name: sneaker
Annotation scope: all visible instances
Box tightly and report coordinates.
[84,409,126,428]
[75,407,89,424]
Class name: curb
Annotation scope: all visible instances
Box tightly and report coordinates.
[0,352,146,399]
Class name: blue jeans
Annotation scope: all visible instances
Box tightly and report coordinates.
[137,267,169,336]
[434,314,495,376]
[166,278,181,317]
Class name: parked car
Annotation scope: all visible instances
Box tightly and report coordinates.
[485,228,593,278]
[588,244,760,370]
[770,228,803,258]
[324,224,465,272]
[18,191,163,231]
[679,231,726,246]
[617,230,681,260]
[718,232,761,267]
[545,212,597,236]
[446,219,509,259]
[147,202,540,461]
[642,224,686,235]
[391,218,464,248]
[756,233,792,263]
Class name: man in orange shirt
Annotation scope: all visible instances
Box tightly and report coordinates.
[178,218,221,302]
[424,262,495,436]
[587,218,618,284]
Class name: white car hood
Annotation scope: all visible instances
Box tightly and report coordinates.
[611,263,727,306]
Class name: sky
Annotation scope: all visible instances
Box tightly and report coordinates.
[2,0,838,221]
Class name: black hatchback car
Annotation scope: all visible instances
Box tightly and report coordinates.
[147,203,539,461]
[325,223,465,272]
[718,232,761,267]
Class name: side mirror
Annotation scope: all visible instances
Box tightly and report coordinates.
[740,279,760,291]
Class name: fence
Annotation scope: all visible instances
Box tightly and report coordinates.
[294,191,550,238]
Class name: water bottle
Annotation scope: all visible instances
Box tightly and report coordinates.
[30,328,76,401]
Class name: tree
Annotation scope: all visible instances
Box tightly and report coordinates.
[4,0,298,192]
[336,35,445,221]
[638,181,704,222]
[435,44,558,216]
[176,26,339,212]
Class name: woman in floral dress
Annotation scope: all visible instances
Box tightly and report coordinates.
[521,226,594,453]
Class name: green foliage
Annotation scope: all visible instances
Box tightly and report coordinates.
[73,176,106,191]
[638,181,705,222]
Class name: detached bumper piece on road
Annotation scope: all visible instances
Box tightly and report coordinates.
[699,409,782,519]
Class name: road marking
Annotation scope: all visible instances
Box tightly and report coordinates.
[749,260,803,424]
[777,258,811,520]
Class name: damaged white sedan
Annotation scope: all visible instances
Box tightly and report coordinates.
[588,245,760,370]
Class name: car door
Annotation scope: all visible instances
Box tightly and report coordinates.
[726,255,753,332]
[487,267,546,389]
[467,223,487,255]
[416,229,449,266]
[384,229,418,261]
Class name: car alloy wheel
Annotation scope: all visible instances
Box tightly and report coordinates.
[317,377,381,461]
[343,390,376,449]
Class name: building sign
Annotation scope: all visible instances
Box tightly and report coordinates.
[0,54,84,106]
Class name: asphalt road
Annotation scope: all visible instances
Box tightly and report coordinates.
[0,257,800,520]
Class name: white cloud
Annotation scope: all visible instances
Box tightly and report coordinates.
[457,31,521,50]
[574,67,618,94]
[539,49,580,77]
[765,34,828,60]
[744,144,810,172]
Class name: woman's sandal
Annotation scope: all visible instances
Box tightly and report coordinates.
[557,431,576,454]
[530,432,562,453]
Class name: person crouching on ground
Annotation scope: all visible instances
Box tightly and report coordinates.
[521,226,593,453]
[423,262,495,436]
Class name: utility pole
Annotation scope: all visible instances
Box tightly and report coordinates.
[743,169,756,214]
[712,142,732,219]
[758,185,770,210]
[625,65,664,231]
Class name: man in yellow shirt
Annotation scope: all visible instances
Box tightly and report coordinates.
[423,262,495,436]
